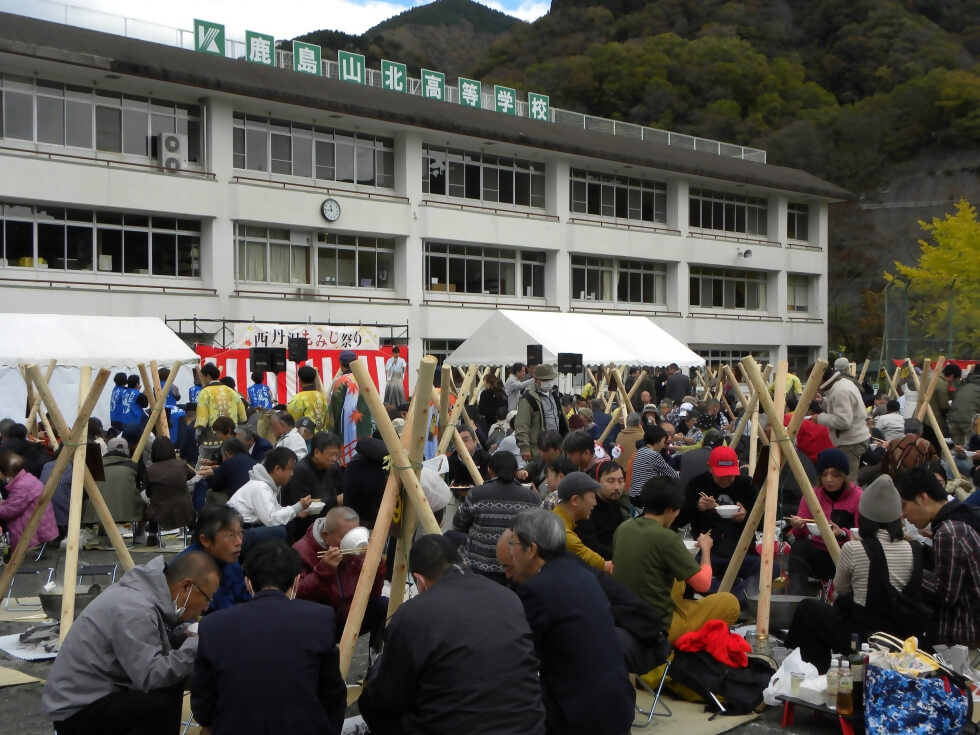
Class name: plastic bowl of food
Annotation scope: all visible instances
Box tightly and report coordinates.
[850,528,860,540]
[806,522,821,537]
[307,501,326,515]
[715,504,739,519]
[684,539,700,556]
[340,526,370,552]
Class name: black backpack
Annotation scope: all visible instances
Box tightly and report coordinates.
[668,651,775,715]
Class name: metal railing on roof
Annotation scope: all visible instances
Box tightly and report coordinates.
[4,0,766,163]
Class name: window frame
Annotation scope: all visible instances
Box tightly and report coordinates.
[689,187,768,237]
[423,241,546,298]
[569,168,667,225]
[688,266,768,312]
[421,145,545,209]
[0,202,201,277]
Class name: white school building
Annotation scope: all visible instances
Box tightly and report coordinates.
[0,10,847,379]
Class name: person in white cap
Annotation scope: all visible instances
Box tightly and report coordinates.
[815,360,870,481]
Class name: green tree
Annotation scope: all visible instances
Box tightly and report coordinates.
[886,198,980,356]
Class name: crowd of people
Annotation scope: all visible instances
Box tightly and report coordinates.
[0,354,978,734]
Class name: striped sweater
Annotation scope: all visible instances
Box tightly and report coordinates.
[453,479,541,573]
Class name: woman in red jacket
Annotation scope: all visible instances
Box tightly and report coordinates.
[787,448,863,595]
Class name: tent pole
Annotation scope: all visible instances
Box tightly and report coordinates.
[741,356,841,562]
[27,366,136,573]
[339,409,415,678]
[59,366,92,640]
[719,359,827,593]
[909,358,959,479]
[349,359,441,536]
[438,366,450,434]
[0,367,108,602]
[756,361,787,639]
[148,360,170,439]
[25,359,56,430]
[387,356,438,618]
[132,363,181,462]
[437,365,479,455]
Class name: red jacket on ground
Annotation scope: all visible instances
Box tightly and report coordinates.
[293,525,385,624]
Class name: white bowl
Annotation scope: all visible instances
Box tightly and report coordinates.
[850,528,860,539]
[806,522,821,537]
[684,539,700,557]
[340,526,370,552]
[715,504,739,519]
[308,501,326,515]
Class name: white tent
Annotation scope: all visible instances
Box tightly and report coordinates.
[444,310,704,369]
[0,314,199,426]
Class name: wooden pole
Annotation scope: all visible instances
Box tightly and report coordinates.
[438,366,451,432]
[887,366,902,399]
[339,409,414,678]
[387,356,438,618]
[0,367,109,601]
[748,402,760,476]
[131,362,181,462]
[741,356,841,561]
[437,365,479,455]
[857,359,870,385]
[718,359,827,593]
[27,366,135,572]
[60,366,92,640]
[756,361,787,638]
[349,359,441,535]
[915,357,945,423]
[908,358,960,480]
[449,425,485,486]
[26,359,56,429]
[148,360,170,439]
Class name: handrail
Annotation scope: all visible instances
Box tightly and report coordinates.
[569,305,682,317]
[567,217,681,237]
[419,199,559,222]
[422,297,559,311]
[687,229,782,248]
[0,144,216,179]
[230,175,410,203]
[232,288,410,305]
[0,275,216,294]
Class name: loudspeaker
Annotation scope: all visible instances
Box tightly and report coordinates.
[288,337,308,362]
[270,348,288,374]
[557,352,583,375]
[526,344,543,367]
[250,348,272,373]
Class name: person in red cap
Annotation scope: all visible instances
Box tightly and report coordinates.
[682,446,760,590]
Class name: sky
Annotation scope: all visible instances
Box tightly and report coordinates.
[21,0,550,39]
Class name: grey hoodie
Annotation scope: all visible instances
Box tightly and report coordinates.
[226,463,303,527]
[42,556,197,722]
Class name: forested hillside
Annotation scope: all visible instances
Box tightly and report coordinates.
[294,0,980,358]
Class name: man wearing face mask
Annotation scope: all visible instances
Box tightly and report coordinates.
[515,364,569,464]
[42,552,220,735]
[359,534,546,734]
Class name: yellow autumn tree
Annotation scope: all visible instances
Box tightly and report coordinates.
[885,198,980,356]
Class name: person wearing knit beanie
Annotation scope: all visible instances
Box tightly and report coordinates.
[858,474,902,524]
[785,472,923,670]
[786,448,863,595]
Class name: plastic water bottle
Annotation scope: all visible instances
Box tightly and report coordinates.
[837,660,854,715]
[825,658,839,710]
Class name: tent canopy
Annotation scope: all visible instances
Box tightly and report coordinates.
[0,314,198,369]
[444,310,704,369]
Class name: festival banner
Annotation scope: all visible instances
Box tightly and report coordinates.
[196,324,403,404]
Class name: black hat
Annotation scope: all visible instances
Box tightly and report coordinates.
[557,472,600,503]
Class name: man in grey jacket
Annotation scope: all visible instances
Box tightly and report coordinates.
[43,553,220,735]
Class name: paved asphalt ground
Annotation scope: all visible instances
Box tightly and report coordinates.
[0,546,847,735]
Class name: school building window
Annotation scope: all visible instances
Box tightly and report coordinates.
[569,169,667,224]
[421,146,545,208]
[689,187,768,237]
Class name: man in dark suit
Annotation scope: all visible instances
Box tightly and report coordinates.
[190,541,346,735]
[236,425,273,463]
[507,509,634,735]
[359,535,546,735]
[199,439,257,505]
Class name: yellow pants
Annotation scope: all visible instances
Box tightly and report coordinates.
[666,579,740,644]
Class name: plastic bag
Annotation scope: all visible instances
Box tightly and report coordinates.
[763,647,819,706]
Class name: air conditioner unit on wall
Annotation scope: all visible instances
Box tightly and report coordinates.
[157,132,188,172]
